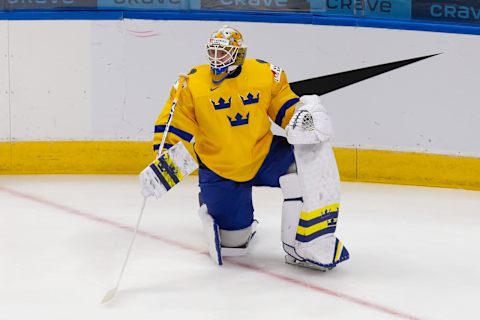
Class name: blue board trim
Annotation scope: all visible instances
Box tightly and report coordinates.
[0,9,478,36]
[1,10,123,20]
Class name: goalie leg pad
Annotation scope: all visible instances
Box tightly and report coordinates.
[198,204,222,265]
[279,173,304,261]
[198,205,258,264]
[219,220,258,257]
[280,142,349,269]
[219,220,258,248]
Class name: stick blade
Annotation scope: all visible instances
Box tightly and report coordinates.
[102,288,117,304]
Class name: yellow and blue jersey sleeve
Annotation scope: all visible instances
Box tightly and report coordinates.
[267,65,299,129]
[153,81,197,156]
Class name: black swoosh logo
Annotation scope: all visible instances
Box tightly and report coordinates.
[290,54,440,96]
[210,87,219,91]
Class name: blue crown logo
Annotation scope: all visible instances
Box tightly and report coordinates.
[327,218,337,227]
[240,92,260,105]
[322,207,338,216]
[228,112,250,127]
[211,97,231,110]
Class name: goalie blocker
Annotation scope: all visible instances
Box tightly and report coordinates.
[140,141,198,199]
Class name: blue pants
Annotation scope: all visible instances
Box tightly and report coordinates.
[198,136,295,231]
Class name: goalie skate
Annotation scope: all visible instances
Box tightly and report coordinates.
[284,255,330,272]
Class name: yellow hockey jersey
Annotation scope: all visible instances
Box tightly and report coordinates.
[153,59,299,182]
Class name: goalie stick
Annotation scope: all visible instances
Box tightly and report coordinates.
[101,74,188,304]
[101,197,147,303]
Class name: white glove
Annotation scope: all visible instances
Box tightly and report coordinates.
[286,95,333,145]
[139,166,168,199]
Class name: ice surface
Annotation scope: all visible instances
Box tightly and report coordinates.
[1,175,479,320]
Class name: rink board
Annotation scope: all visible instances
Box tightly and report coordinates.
[0,141,479,191]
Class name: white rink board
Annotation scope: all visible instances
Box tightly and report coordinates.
[0,21,9,142]
[3,19,480,156]
[8,20,92,141]
[89,19,210,141]
[90,20,127,140]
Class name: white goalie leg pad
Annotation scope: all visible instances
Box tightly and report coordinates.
[279,173,304,261]
[198,204,222,265]
[198,205,258,263]
[289,142,349,269]
[219,220,258,257]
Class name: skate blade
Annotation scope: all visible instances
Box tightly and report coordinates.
[285,255,329,272]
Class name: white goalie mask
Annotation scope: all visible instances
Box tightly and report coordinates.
[206,26,247,84]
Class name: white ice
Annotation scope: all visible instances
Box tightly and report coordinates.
[0,175,479,320]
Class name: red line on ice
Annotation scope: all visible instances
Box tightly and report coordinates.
[0,186,424,320]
